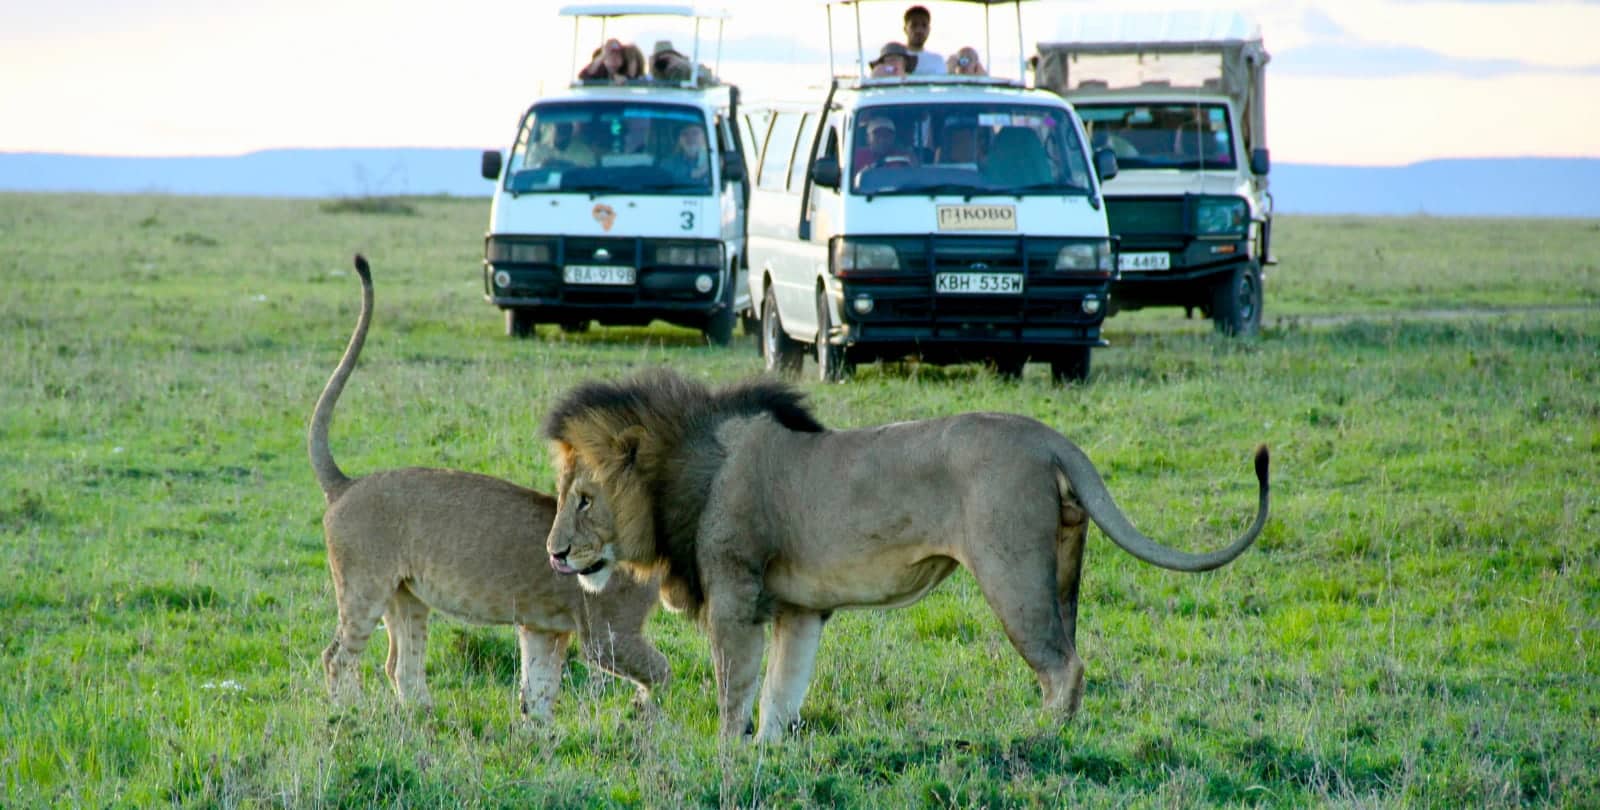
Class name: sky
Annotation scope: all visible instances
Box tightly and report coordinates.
[1,0,1597,166]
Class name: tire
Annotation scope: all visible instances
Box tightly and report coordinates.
[558,319,590,334]
[815,288,853,383]
[1212,261,1263,337]
[703,270,736,347]
[1050,347,1092,384]
[505,309,535,339]
[761,286,804,376]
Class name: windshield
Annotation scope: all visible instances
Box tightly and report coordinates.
[506,102,712,195]
[1075,103,1236,171]
[848,103,1092,196]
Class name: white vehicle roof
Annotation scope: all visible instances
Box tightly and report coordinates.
[558,3,730,19]
[532,82,734,109]
[1044,10,1261,47]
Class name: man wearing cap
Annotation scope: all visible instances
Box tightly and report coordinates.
[852,115,917,176]
[903,6,946,75]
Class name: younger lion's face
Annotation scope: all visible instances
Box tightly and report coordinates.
[546,463,620,593]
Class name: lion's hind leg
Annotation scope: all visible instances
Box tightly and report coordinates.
[965,537,1084,720]
[322,570,391,707]
[1054,492,1090,717]
[515,626,571,721]
[382,585,433,710]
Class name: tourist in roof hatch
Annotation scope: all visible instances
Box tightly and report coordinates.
[903,5,945,75]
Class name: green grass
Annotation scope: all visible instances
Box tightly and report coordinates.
[1,192,1596,807]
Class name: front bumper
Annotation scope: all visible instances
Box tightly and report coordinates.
[484,235,726,328]
[825,235,1112,363]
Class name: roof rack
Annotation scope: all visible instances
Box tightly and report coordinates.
[559,3,730,89]
[822,0,1038,86]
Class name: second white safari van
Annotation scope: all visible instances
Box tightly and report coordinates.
[743,4,1118,382]
[479,4,752,345]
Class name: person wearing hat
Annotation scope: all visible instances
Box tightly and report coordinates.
[579,38,643,84]
[651,40,716,85]
[852,114,917,175]
[869,42,916,78]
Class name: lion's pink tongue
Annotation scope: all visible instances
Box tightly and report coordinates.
[549,556,578,575]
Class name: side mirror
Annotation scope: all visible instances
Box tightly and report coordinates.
[1093,148,1119,183]
[812,156,841,190]
[720,153,746,183]
[481,150,503,181]
[1250,147,1271,176]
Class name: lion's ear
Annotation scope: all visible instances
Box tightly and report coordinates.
[613,425,649,470]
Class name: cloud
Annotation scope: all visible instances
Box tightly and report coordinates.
[1275,42,1600,78]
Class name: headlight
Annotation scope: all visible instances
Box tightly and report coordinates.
[1195,197,1248,237]
[655,244,722,266]
[833,240,900,273]
[486,239,551,264]
[1054,241,1112,272]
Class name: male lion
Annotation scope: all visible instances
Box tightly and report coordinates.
[310,255,667,719]
[540,368,1269,740]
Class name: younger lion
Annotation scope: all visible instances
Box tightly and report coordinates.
[310,255,667,719]
[541,369,1268,740]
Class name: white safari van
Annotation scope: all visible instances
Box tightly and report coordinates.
[744,1,1118,382]
[479,4,751,344]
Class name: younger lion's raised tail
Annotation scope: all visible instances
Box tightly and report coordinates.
[1053,441,1269,572]
[307,254,374,503]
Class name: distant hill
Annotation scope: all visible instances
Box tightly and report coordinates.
[0,149,1595,217]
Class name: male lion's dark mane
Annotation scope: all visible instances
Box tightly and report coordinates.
[542,368,824,617]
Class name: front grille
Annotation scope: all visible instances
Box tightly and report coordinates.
[1107,198,1185,236]
[562,237,639,266]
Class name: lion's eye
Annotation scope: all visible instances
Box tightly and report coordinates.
[577,494,592,512]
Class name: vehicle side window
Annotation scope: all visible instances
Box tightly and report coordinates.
[787,113,817,191]
[744,111,770,174]
[758,112,802,192]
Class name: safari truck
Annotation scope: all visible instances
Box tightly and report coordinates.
[479,4,752,345]
[1035,13,1273,336]
[744,0,1118,383]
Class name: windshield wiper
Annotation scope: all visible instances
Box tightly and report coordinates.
[864,182,990,199]
[634,179,709,193]
[1001,182,1089,196]
[564,182,634,196]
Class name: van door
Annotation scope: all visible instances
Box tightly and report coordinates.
[715,111,749,311]
[749,110,810,332]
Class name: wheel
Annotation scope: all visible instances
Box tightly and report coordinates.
[1050,347,1091,384]
[1212,261,1263,337]
[505,309,535,339]
[761,286,804,376]
[815,288,853,383]
[558,319,590,334]
[703,271,736,347]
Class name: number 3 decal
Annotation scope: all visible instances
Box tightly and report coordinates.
[680,210,695,230]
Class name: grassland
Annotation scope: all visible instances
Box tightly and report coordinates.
[1,193,1596,808]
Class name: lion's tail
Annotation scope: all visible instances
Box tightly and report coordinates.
[1051,441,1269,572]
[307,254,373,503]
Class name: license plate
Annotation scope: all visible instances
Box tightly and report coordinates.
[563,264,635,285]
[1118,252,1171,272]
[935,273,1024,294]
